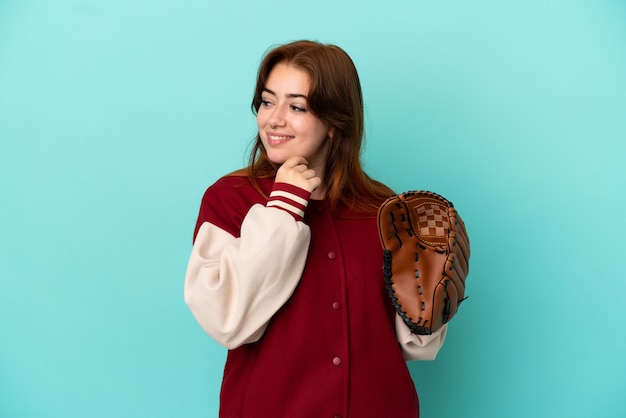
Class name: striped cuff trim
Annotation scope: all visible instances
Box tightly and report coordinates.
[267,183,311,221]
[272,183,311,201]
[270,190,308,207]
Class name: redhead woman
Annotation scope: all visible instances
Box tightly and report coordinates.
[184,40,447,418]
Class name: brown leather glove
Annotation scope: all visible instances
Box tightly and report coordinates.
[377,191,470,335]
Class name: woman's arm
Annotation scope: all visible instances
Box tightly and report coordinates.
[184,183,311,349]
[396,316,448,361]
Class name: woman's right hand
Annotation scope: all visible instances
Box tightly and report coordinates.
[275,156,321,194]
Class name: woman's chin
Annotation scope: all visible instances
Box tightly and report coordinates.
[266,152,290,165]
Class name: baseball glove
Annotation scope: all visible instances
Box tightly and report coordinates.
[377,191,470,335]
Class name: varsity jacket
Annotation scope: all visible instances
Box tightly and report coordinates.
[184,176,447,418]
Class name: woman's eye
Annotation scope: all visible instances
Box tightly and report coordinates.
[260,99,272,107]
[291,105,306,113]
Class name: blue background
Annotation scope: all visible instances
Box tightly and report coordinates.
[1,1,625,417]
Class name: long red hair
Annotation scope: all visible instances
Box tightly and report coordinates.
[233,40,393,214]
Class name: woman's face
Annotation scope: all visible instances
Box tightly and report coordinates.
[257,63,332,172]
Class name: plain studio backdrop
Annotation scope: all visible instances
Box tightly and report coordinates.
[1,1,625,417]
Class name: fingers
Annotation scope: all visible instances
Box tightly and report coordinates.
[275,156,321,193]
[445,253,467,300]
[454,229,470,261]
[281,155,309,169]
[378,197,413,252]
[450,234,469,277]
[449,208,470,276]
[453,212,471,259]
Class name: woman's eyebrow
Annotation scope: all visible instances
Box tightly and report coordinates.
[262,88,307,99]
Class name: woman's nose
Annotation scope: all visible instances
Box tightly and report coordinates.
[269,106,287,128]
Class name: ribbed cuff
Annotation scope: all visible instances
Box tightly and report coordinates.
[266,182,311,221]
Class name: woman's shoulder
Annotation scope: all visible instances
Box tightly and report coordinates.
[194,175,274,238]
[203,174,273,203]
[209,174,252,191]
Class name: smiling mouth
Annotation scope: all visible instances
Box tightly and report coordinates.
[267,134,294,145]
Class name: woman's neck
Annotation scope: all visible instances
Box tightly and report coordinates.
[311,184,327,200]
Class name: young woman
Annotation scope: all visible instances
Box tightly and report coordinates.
[184,40,447,418]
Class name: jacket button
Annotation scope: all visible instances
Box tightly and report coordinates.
[332,301,341,310]
[332,357,342,366]
[328,251,337,260]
